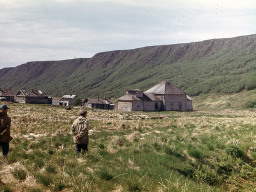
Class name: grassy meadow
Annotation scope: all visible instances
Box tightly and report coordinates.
[0,94,256,192]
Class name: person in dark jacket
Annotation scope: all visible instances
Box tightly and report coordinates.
[71,110,89,153]
[0,104,12,159]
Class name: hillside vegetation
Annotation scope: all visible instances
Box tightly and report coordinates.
[1,34,256,97]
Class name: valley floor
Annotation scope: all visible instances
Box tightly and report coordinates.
[0,102,256,191]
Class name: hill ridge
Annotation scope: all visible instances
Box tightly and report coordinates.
[1,34,256,97]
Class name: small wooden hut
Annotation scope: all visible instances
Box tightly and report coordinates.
[0,89,15,102]
[84,98,113,109]
[15,89,52,104]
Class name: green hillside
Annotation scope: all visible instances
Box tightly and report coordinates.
[1,34,256,97]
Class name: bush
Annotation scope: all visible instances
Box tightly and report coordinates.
[35,173,52,187]
[74,97,82,106]
[0,185,12,192]
[12,168,27,181]
[29,188,42,192]
[98,168,114,181]
[194,165,222,185]
[99,143,105,150]
[244,100,256,108]
[225,145,246,158]
[45,164,56,174]
[153,142,162,151]
[187,145,202,159]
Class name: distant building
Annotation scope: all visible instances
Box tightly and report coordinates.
[84,98,114,110]
[59,95,76,106]
[15,89,52,104]
[52,97,61,106]
[0,89,15,102]
[117,89,160,111]
[118,81,193,112]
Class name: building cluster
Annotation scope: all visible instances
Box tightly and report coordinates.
[0,88,114,109]
[0,81,193,111]
[117,81,192,111]
[0,89,52,104]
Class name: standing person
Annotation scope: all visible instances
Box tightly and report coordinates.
[0,104,12,159]
[71,110,89,153]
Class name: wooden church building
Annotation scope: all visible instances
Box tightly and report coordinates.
[117,81,192,112]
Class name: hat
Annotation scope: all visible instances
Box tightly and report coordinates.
[79,110,87,116]
[0,104,9,110]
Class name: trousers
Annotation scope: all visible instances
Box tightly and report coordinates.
[0,142,9,158]
[75,143,88,153]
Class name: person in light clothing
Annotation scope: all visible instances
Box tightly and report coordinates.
[71,110,89,153]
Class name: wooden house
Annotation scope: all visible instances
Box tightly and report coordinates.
[0,89,15,102]
[59,95,76,106]
[117,89,160,112]
[15,89,52,104]
[84,98,113,110]
[118,81,193,112]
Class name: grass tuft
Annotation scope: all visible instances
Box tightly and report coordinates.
[12,168,27,181]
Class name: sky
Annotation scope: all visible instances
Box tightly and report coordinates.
[1,0,256,69]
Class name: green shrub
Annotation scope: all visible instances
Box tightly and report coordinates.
[126,175,144,192]
[52,179,67,191]
[74,97,82,106]
[187,146,202,159]
[98,168,114,181]
[33,158,45,169]
[177,164,194,177]
[99,143,105,150]
[194,165,222,185]
[8,151,29,163]
[45,164,57,174]
[164,145,182,158]
[225,145,246,158]
[29,188,42,192]
[12,168,27,181]
[127,181,143,192]
[0,185,12,192]
[153,142,162,151]
[35,173,52,187]
[140,143,152,153]
[206,143,214,151]
[244,100,256,108]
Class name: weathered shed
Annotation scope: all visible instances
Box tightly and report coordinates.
[84,98,113,109]
[59,95,76,106]
[0,89,15,102]
[15,89,52,104]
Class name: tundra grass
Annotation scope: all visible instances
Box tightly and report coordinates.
[0,103,256,191]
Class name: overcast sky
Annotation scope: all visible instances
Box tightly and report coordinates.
[1,0,256,69]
